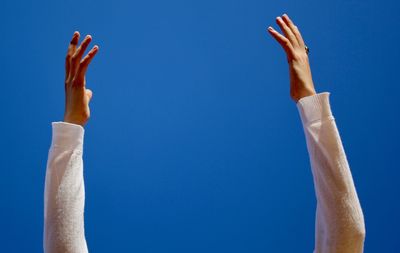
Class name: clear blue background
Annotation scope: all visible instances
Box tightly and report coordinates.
[1,0,399,252]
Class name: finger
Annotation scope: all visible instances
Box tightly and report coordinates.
[66,31,80,81]
[282,14,305,47]
[267,26,294,58]
[75,45,99,86]
[276,16,299,47]
[70,35,92,77]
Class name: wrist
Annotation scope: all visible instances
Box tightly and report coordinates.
[64,114,88,127]
[291,87,316,102]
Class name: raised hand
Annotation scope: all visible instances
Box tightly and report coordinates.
[64,31,99,126]
[267,14,316,102]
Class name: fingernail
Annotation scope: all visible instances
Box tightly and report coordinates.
[72,32,80,40]
[268,26,273,31]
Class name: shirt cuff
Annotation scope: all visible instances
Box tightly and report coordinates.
[51,122,85,151]
[296,92,333,125]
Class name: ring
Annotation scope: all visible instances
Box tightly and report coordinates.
[305,46,309,55]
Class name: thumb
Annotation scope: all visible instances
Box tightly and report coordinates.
[86,88,93,101]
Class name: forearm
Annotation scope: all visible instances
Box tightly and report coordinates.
[44,122,88,253]
[297,93,365,253]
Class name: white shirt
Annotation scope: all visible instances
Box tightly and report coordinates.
[44,92,365,253]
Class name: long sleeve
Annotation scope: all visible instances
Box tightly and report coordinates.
[297,93,365,253]
[44,122,89,253]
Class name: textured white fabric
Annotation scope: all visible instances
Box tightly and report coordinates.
[44,122,88,253]
[297,92,365,253]
[43,92,365,253]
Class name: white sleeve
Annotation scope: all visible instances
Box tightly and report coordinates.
[297,93,365,253]
[44,122,89,253]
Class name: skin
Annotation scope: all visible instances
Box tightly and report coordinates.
[64,31,99,126]
[63,14,312,126]
[267,14,316,102]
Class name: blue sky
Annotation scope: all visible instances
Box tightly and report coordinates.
[1,0,399,252]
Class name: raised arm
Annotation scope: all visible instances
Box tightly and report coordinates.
[44,32,98,253]
[267,14,365,252]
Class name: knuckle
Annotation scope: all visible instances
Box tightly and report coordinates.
[72,77,84,87]
[292,54,301,61]
[65,76,72,85]
[292,51,302,59]
[71,51,80,61]
[71,78,79,86]
[80,57,88,65]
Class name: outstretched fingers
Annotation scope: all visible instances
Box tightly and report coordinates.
[65,31,80,81]
[69,35,93,79]
[267,26,294,58]
[282,14,305,47]
[267,14,309,60]
[276,16,298,47]
[75,45,99,86]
